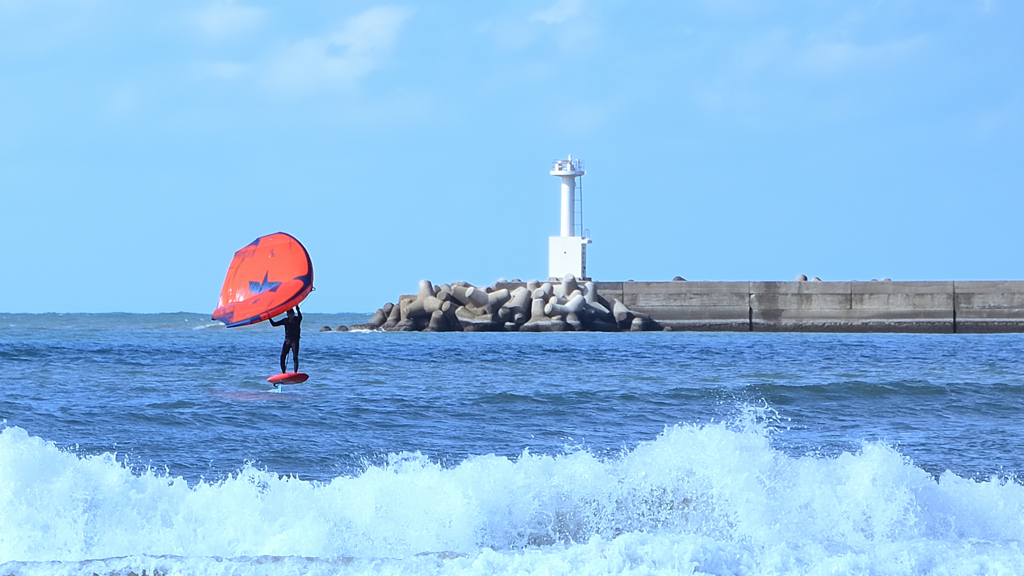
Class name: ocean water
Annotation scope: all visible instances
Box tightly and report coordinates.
[3,313,1024,575]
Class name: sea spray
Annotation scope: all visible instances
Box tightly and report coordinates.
[4,421,1024,574]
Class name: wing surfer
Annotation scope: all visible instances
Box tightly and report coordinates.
[269,306,302,374]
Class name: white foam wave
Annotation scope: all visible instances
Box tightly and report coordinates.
[2,421,1024,575]
[190,322,224,330]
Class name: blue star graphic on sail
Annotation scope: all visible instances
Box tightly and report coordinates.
[249,272,281,295]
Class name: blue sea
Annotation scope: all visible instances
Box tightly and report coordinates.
[3,313,1024,575]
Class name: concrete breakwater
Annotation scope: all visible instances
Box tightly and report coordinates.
[340,279,1024,333]
[348,276,659,332]
[597,279,1024,333]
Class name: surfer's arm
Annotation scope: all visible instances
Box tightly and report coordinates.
[269,317,282,326]
[295,306,302,320]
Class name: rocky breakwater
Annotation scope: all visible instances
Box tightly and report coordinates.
[349,275,662,332]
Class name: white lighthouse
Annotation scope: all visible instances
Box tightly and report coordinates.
[548,155,591,280]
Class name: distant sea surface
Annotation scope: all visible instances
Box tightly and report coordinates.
[3,312,1024,575]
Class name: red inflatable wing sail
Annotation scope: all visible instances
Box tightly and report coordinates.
[212,232,313,327]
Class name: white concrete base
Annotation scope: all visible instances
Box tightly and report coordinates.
[548,236,591,280]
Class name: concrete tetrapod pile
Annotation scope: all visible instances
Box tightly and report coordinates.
[349,275,662,332]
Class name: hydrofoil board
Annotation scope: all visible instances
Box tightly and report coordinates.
[268,372,309,385]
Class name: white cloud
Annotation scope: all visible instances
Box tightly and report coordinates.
[102,84,141,119]
[974,99,1022,139]
[480,0,596,53]
[194,0,266,40]
[533,0,597,52]
[798,37,925,75]
[263,6,412,94]
[478,18,536,51]
[533,0,583,25]
[731,29,790,72]
[195,60,249,80]
[0,0,105,54]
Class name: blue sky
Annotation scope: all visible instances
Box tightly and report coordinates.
[2,0,1021,314]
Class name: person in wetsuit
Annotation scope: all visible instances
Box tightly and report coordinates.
[269,306,302,373]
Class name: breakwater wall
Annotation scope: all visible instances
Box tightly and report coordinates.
[597,280,1024,333]
[341,278,1024,333]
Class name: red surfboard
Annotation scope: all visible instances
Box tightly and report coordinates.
[212,232,314,328]
[268,372,309,385]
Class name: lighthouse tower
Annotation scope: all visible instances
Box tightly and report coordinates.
[548,156,591,280]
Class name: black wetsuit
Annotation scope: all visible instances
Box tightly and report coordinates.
[270,310,302,373]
